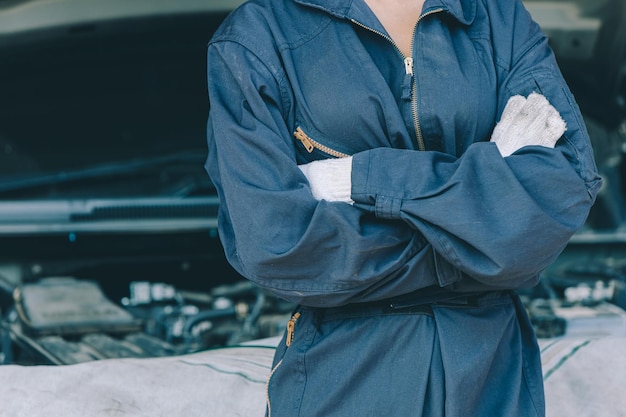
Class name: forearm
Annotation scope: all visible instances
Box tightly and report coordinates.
[351,142,594,288]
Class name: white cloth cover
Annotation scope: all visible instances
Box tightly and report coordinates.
[0,336,625,417]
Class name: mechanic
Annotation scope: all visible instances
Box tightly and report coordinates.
[205,0,601,415]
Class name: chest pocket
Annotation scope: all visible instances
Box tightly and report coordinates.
[292,125,353,164]
[287,23,412,164]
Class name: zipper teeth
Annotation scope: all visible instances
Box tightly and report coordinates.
[412,8,444,151]
[266,311,301,416]
[352,8,444,152]
[294,127,350,158]
[412,79,425,151]
[351,19,405,58]
[265,359,283,417]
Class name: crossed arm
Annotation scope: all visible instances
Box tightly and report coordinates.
[299,92,568,204]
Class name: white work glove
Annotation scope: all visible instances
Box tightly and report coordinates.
[298,156,354,204]
[490,92,567,157]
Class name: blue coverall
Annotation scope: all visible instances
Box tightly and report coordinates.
[205,0,601,415]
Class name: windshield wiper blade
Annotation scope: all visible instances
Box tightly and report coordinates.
[0,151,206,194]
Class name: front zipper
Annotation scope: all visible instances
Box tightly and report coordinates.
[265,359,282,417]
[265,311,302,417]
[294,127,350,158]
[351,8,444,151]
[285,311,301,347]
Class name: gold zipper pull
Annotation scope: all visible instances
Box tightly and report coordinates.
[286,312,301,347]
[294,127,314,153]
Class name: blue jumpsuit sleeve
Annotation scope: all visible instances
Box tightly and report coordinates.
[206,40,444,307]
[350,0,602,289]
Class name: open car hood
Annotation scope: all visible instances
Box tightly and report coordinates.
[0,0,246,206]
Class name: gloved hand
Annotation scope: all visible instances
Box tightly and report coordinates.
[298,156,354,204]
[490,93,567,157]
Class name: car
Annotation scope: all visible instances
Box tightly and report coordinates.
[0,0,624,416]
[0,0,297,367]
